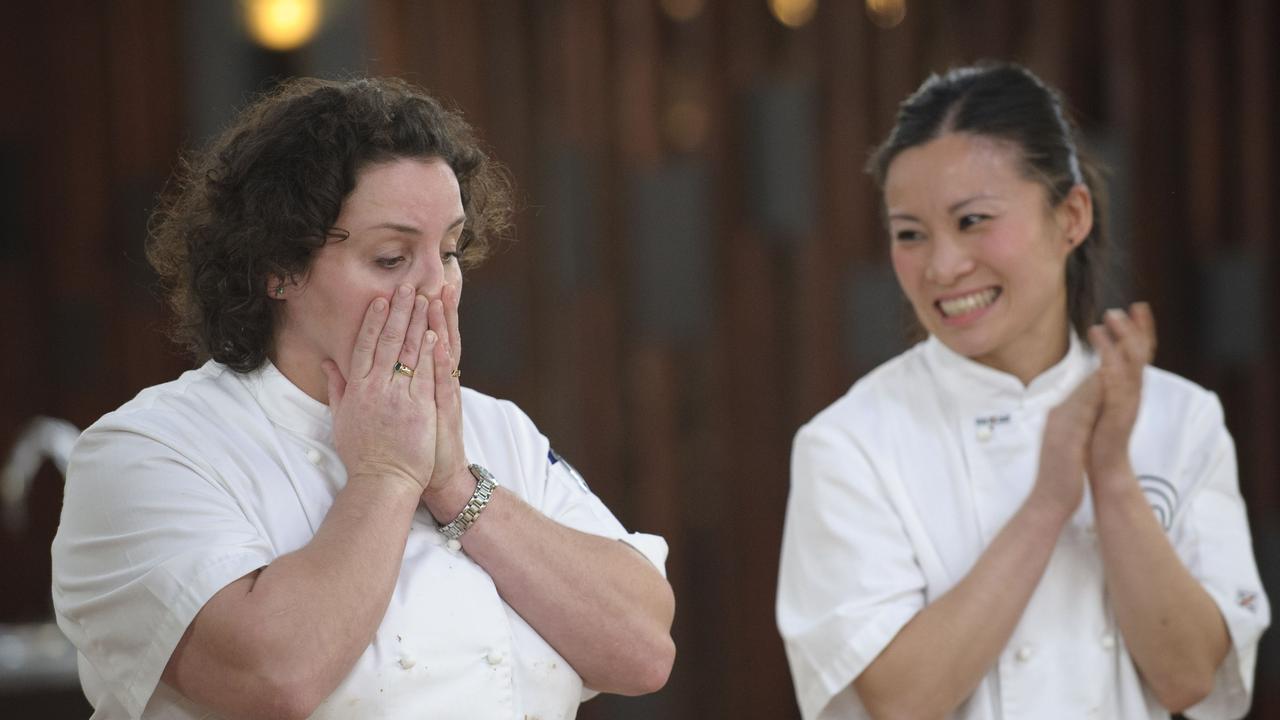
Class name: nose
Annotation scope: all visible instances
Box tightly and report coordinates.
[924,233,974,286]
[408,255,446,300]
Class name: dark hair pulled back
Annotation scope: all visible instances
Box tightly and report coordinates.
[147,76,513,372]
[868,62,1107,338]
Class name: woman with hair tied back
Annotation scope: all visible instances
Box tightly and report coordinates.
[777,63,1268,720]
[51,77,674,720]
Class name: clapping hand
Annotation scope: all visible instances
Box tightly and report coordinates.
[1086,302,1157,485]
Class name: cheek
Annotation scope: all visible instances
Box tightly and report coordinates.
[889,245,924,300]
[446,262,463,288]
[984,223,1067,285]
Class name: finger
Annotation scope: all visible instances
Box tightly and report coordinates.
[1064,367,1103,420]
[321,360,346,407]
[433,317,463,429]
[350,296,389,380]
[1103,308,1146,371]
[427,297,452,369]
[410,329,439,399]
[1130,301,1157,363]
[1089,323,1118,375]
[398,295,430,373]
[374,285,415,380]
[445,283,462,371]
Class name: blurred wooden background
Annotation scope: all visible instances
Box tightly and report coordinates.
[2,1,1275,717]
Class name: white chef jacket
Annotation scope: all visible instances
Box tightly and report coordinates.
[52,361,668,720]
[777,333,1269,720]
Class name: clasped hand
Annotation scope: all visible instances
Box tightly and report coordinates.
[1036,302,1157,515]
[320,283,470,498]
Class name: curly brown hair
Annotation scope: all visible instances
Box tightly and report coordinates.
[147,76,513,372]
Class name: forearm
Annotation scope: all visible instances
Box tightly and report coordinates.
[165,477,421,717]
[1092,472,1230,711]
[425,484,675,695]
[855,493,1067,719]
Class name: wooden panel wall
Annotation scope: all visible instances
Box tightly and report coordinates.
[2,1,1275,718]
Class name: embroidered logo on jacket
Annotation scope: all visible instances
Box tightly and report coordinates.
[1137,475,1179,531]
[549,448,591,493]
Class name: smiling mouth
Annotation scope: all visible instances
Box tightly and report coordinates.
[937,288,1001,318]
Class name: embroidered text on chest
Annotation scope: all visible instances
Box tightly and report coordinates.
[973,414,1012,441]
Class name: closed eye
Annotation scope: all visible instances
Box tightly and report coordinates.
[376,256,406,269]
[958,214,990,231]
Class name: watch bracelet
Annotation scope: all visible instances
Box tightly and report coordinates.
[439,464,497,541]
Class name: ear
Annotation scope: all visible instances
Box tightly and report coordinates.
[1056,184,1093,254]
[267,275,288,300]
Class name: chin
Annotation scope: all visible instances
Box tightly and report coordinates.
[933,326,1000,361]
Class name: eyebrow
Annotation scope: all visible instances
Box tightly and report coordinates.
[947,194,997,213]
[366,216,467,234]
[887,194,999,223]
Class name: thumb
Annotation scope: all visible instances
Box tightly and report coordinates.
[321,360,346,407]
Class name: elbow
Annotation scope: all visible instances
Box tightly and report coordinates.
[636,631,677,694]
[614,630,676,696]
[861,699,945,720]
[856,680,947,720]
[618,576,677,695]
[589,629,676,697]
[233,645,335,720]
[1153,670,1215,714]
[229,667,328,720]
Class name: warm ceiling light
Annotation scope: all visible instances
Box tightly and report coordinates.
[768,0,818,29]
[243,0,322,52]
[660,0,706,23]
[866,0,906,28]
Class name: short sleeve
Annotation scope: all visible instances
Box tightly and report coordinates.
[51,425,275,719]
[480,394,670,579]
[777,422,926,720]
[538,449,669,578]
[1173,397,1271,720]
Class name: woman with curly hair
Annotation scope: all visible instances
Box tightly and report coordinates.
[52,77,675,719]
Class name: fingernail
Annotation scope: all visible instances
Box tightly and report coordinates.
[426,331,437,344]
[1105,308,1125,320]
[373,298,388,312]
[398,285,412,298]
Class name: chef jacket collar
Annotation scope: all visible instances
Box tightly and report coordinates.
[923,331,1094,410]
[240,360,335,442]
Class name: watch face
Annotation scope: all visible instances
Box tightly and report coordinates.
[468,464,496,484]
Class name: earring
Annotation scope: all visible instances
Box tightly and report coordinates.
[274,284,285,297]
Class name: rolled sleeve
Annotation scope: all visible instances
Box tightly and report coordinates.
[777,423,926,720]
[52,426,274,718]
[540,451,669,578]
[1174,399,1270,720]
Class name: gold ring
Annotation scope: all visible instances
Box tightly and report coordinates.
[393,361,415,378]
[450,368,462,379]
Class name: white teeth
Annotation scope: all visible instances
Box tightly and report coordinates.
[939,288,999,317]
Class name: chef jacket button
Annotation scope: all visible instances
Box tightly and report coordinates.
[447,538,462,553]
[486,650,505,666]
[1083,523,1096,537]
[976,425,993,441]
[305,448,323,465]
[1015,645,1033,662]
[1100,633,1116,650]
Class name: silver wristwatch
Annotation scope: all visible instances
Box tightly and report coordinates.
[438,464,498,541]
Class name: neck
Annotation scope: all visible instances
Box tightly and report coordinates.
[268,345,331,404]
